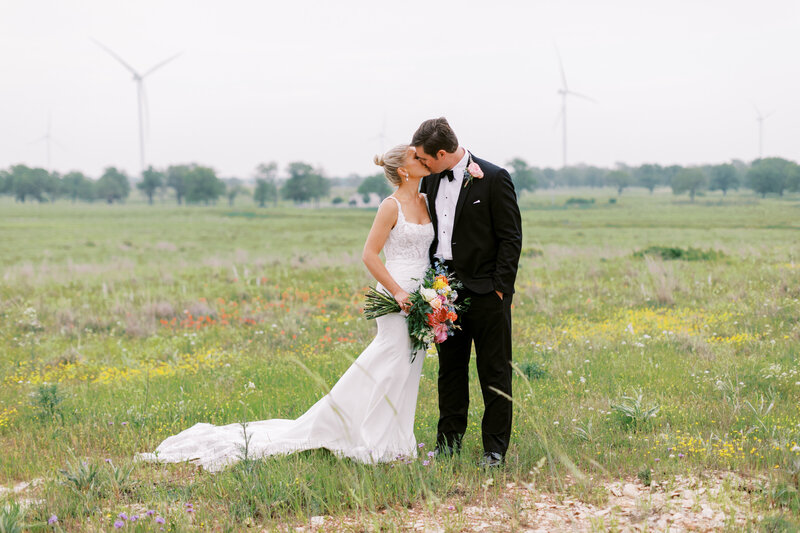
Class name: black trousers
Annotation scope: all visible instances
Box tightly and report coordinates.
[436,286,513,455]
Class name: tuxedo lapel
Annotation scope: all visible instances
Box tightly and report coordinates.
[428,173,443,227]
[452,175,472,230]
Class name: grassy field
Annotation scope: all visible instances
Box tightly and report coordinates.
[1,190,799,531]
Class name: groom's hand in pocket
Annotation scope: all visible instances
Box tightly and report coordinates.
[495,290,504,301]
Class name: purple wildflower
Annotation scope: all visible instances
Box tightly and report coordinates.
[131,515,139,521]
[48,515,58,525]
[185,503,193,508]
[418,442,425,448]
[121,421,128,426]
[105,458,112,463]
[654,458,660,462]
[423,460,430,466]
[118,512,128,520]
[108,421,114,425]
[447,505,455,510]
[114,520,125,528]
[678,453,685,458]
[146,510,155,516]
[155,516,166,524]
[186,508,194,513]
[427,451,435,458]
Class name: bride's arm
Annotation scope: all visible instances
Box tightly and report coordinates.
[362,199,410,310]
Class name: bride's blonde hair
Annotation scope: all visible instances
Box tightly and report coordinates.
[373,144,409,187]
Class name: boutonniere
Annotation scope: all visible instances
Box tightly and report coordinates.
[463,155,484,189]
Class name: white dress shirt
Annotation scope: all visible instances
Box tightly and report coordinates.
[434,148,470,261]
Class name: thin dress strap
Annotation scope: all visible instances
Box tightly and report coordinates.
[386,196,405,222]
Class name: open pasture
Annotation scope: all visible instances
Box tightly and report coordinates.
[1,191,799,531]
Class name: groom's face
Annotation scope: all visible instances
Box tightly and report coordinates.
[414,146,448,174]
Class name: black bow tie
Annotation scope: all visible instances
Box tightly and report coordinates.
[441,169,455,182]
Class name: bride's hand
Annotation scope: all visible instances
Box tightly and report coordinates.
[393,290,411,312]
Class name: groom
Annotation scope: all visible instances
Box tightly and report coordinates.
[414,117,522,467]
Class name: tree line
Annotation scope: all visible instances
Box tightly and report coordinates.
[506,157,800,200]
[0,161,330,206]
[1,157,798,205]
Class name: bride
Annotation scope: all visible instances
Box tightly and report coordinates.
[138,145,433,471]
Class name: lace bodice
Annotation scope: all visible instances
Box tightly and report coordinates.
[383,196,434,263]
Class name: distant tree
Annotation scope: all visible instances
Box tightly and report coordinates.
[507,158,537,192]
[634,164,662,194]
[255,162,279,207]
[661,165,681,186]
[581,165,607,188]
[542,167,557,188]
[61,171,94,202]
[0,169,9,195]
[96,167,130,203]
[708,164,739,196]
[224,178,248,207]
[747,157,799,197]
[558,166,582,187]
[357,173,392,199]
[184,165,224,204]
[43,171,64,201]
[166,165,190,204]
[281,162,329,205]
[671,168,707,202]
[253,178,277,207]
[606,170,632,196]
[8,165,48,202]
[137,166,164,205]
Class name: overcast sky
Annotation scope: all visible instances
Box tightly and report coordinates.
[1,0,798,179]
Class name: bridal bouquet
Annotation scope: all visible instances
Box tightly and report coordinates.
[363,262,469,362]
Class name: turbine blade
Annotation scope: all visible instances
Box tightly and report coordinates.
[764,109,776,119]
[91,38,140,77]
[567,90,598,103]
[552,110,563,130]
[554,44,568,90]
[51,137,68,150]
[751,101,763,118]
[142,52,183,78]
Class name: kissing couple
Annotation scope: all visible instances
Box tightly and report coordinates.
[139,117,522,470]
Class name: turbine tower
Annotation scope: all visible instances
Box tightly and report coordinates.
[555,47,596,168]
[371,114,389,153]
[92,39,181,173]
[752,104,774,159]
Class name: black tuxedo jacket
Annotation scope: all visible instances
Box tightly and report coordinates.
[420,154,522,295]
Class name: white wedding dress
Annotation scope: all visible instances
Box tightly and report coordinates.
[138,197,434,472]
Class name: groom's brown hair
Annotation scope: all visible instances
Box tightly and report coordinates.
[412,117,459,157]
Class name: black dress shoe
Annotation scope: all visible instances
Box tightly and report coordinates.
[433,445,456,458]
[479,452,504,468]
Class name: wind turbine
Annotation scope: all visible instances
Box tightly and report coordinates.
[29,112,64,171]
[370,114,389,153]
[752,103,775,159]
[92,39,182,173]
[555,47,597,168]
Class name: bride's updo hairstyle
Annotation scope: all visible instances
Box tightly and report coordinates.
[373,144,409,187]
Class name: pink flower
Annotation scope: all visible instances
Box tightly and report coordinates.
[430,298,442,309]
[467,162,484,179]
[433,323,448,343]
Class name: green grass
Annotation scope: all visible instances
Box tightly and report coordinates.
[1,190,799,531]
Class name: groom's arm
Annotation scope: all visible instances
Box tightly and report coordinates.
[490,169,522,295]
